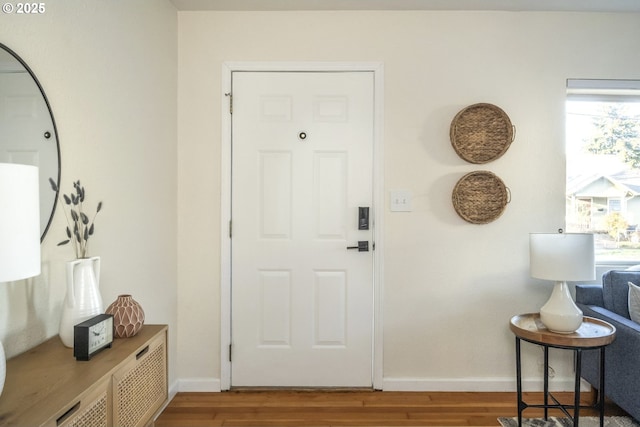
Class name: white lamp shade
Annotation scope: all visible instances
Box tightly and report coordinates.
[530,232,595,282]
[0,163,41,282]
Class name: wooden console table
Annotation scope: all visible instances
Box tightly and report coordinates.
[0,324,168,427]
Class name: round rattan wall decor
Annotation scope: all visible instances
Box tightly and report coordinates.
[450,103,515,164]
[452,171,510,224]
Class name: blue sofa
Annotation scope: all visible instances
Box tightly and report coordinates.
[576,270,640,421]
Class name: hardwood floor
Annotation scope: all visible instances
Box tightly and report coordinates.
[154,390,629,427]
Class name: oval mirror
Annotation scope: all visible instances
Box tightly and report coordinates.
[0,43,60,241]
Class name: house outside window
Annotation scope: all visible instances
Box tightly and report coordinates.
[566,79,640,263]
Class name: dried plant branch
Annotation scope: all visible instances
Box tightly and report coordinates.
[49,178,103,259]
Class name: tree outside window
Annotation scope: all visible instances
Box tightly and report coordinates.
[566,96,640,261]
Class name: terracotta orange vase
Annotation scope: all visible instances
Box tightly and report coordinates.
[105,294,145,338]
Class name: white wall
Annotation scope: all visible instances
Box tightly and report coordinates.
[177,10,640,391]
[0,1,178,386]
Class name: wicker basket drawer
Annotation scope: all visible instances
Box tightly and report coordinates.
[112,331,168,427]
[47,376,111,427]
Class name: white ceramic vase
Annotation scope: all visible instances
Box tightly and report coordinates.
[59,256,104,348]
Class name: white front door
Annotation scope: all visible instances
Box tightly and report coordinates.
[231,71,374,387]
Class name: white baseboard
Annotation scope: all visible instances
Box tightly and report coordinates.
[178,377,222,392]
[169,379,180,398]
[382,377,591,392]
[171,376,589,393]
[152,380,180,423]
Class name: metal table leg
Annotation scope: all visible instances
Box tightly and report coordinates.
[599,346,606,427]
[512,340,606,427]
[574,349,582,427]
[544,346,549,420]
[516,337,523,427]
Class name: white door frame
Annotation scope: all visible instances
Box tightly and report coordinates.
[220,62,384,390]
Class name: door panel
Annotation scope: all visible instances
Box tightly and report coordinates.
[231,71,374,387]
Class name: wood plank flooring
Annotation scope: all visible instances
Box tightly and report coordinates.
[154,390,629,427]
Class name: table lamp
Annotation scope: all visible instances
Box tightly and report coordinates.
[0,163,41,397]
[529,231,595,334]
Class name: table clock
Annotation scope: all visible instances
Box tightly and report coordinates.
[74,314,114,361]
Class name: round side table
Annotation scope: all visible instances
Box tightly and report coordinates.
[509,313,616,427]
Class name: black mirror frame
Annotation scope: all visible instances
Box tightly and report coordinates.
[0,42,61,242]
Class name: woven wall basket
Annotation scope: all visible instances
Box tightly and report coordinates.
[452,171,510,224]
[450,103,515,164]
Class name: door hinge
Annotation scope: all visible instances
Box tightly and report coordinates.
[229,220,232,238]
[229,344,232,362]
[225,92,233,114]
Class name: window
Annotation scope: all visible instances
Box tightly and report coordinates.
[566,79,640,262]
[608,198,622,213]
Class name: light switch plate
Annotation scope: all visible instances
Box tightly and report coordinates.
[390,190,412,212]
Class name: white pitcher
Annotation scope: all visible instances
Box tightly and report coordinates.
[58,256,104,348]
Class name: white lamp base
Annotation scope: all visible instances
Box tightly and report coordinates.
[0,339,5,397]
[540,281,583,334]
